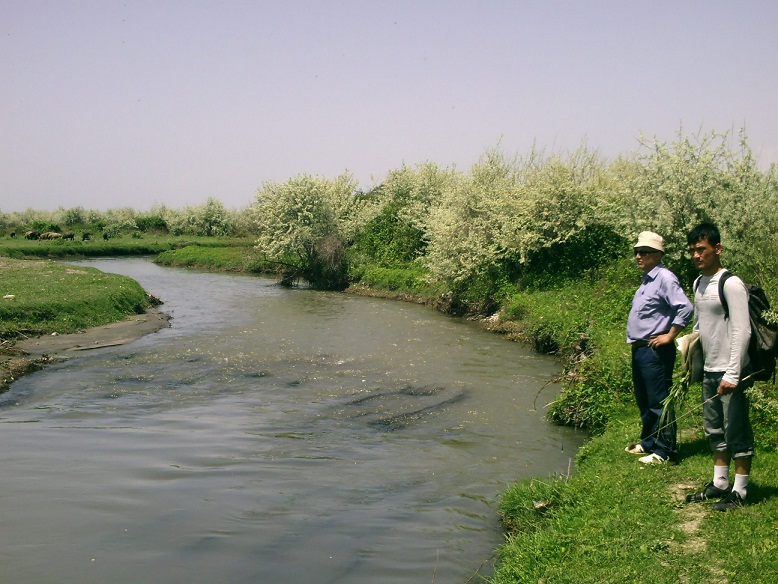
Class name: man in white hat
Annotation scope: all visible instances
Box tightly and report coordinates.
[625,231,693,464]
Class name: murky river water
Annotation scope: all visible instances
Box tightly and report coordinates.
[0,258,585,583]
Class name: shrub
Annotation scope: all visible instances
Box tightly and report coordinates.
[348,163,457,271]
[419,144,612,289]
[135,215,168,233]
[58,206,86,227]
[252,173,361,289]
[31,221,61,234]
[164,198,234,237]
[607,128,778,288]
[420,148,515,283]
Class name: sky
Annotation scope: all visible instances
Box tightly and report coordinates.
[2,1,777,213]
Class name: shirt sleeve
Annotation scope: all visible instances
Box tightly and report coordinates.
[722,277,751,385]
[665,276,693,329]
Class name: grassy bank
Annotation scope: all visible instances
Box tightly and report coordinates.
[154,243,264,272]
[0,234,249,259]
[0,257,156,339]
[491,406,778,583]
[0,255,160,392]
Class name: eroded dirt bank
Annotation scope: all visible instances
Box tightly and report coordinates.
[0,310,171,393]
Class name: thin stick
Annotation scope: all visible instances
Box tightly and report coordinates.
[656,393,719,434]
[657,369,761,435]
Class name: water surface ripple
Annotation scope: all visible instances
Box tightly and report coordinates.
[0,258,585,583]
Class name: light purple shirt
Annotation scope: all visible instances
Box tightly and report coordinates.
[626,264,693,344]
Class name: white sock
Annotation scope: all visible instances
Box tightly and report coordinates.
[713,465,730,490]
[733,473,749,499]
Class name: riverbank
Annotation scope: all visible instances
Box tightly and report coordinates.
[344,272,778,582]
[3,250,777,582]
[0,309,171,393]
[490,404,778,583]
[1,256,169,394]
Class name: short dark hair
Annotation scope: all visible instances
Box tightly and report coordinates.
[687,222,721,246]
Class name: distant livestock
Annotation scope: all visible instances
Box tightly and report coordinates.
[82,232,91,241]
[24,230,40,240]
[62,231,75,240]
[40,232,63,240]
[103,232,110,240]
[9,231,15,238]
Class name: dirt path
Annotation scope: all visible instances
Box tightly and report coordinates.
[1,310,171,393]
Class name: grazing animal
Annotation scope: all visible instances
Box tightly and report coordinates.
[103,232,110,240]
[24,230,40,240]
[82,232,91,241]
[9,231,15,238]
[40,232,63,240]
[62,231,75,240]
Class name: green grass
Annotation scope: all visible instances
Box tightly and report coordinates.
[351,264,442,296]
[490,405,778,583]
[154,244,263,271]
[0,257,154,338]
[0,234,251,259]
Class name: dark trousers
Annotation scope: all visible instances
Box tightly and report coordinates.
[631,343,677,460]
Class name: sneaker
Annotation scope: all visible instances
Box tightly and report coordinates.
[638,452,667,465]
[625,443,647,454]
[712,490,745,512]
[685,482,731,503]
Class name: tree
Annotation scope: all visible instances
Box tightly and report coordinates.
[253,173,360,289]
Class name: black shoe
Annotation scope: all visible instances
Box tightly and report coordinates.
[712,490,745,512]
[685,482,731,503]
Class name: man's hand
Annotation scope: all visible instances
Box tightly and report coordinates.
[648,333,674,348]
[718,379,738,395]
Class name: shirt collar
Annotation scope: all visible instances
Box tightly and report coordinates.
[642,262,664,282]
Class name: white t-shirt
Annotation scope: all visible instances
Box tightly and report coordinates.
[693,269,751,385]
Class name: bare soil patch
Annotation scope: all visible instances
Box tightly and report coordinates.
[1,310,171,392]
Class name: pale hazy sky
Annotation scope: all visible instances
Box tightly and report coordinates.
[2,1,776,213]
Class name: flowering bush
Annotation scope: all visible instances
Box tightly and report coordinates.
[419,145,618,293]
[607,129,778,287]
[349,162,457,270]
[162,198,235,237]
[252,173,360,288]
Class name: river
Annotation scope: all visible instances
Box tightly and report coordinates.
[0,258,585,583]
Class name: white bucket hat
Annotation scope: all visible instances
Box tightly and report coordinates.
[634,231,664,252]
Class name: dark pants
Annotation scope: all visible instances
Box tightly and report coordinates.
[631,343,677,460]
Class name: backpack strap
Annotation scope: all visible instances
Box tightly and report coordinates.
[718,270,733,320]
[694,271,735,320]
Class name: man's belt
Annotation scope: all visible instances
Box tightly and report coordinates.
[631,332,671,349]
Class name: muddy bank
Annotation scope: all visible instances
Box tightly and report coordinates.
[0,310,171,393]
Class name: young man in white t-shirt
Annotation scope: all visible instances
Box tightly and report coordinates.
[685,222,754,511]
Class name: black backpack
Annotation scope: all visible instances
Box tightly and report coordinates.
[695,271,778,382]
